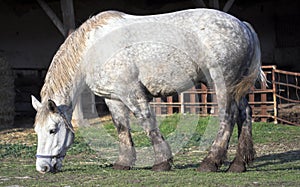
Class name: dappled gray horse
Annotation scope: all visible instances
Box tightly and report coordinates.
[31,8,265,173]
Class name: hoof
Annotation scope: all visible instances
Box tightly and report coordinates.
[113,163,131,170]
[197,160,218,172]
[227,159,246,172]
[152,159,172,171]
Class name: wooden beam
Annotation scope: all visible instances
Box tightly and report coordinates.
[36,0,66,37]
[60,0,75,36]
[193,0,207,7]
[223,0,235,12]
[212,0,220,9]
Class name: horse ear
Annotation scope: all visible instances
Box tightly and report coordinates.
[48,99,59,113]
[31,95,42,111]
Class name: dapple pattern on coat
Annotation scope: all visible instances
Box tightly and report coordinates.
[32,8,266,173]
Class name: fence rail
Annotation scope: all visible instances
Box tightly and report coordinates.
[13,66,300,126]
[150,65,300,126]
[273,68,300,125]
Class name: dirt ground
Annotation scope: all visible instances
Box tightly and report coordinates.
[1,123,300,158]
[278,104,300,125]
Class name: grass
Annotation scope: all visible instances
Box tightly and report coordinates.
[0,115,300,186]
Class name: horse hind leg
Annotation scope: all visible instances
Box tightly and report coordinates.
[105,99,136,170]
[197,85,237,172]
[227,97,255,172]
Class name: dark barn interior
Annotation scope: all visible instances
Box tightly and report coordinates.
[0,0,299,127]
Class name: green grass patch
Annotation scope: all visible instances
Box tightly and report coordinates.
[0,143,36,159]
[252,122,300,144]
[1,114,300,186]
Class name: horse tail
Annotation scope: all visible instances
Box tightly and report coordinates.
[233,22,267,102]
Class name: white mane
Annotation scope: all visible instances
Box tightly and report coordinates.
[40,11,124,104]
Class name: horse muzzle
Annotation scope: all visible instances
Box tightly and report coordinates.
[36,154,64,173]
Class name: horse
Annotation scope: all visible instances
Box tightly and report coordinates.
[31,8,266,173]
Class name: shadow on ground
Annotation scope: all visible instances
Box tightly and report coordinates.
[254,150,300,171]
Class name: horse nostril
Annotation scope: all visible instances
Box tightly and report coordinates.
[53,163,58,173]
[52,162,62,173]
[41,165,50,173]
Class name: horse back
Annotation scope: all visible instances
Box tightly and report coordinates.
[84,9,256,98]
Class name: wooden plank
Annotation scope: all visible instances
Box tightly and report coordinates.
[262,65,277,69]
[193,0,206,7]
[151,102,218,105]
[155,98,162,115]
[252,114,274,118]
[275,81,300,90]
[209,0,214,8]
[276,94,300,103]
[190,87,196,114]
[248,101,275,105]
[276,117,300,126]
[260,72,268,122]
[251,90,274,93]
[223,0,235,12]
[272,68,278,124]
[183,89,273,94]
[180,93,184,114]
[167,96,173,115]
[275,69,300,76]
[60,0,75,35]
[36,0,66,37]
[201,83,208,115]
[182,90,216,94]
[213,0,220,9]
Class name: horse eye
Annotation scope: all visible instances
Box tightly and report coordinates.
[49,129,57,134]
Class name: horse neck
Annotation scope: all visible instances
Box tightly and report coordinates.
[40,51,85,110]
[41,11,125,110]
[41,72,84,111]
[40,22,91,109]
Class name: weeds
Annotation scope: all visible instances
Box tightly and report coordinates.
[0,115,300,186]
[0,143,36,159]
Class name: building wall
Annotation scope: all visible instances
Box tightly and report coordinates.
[0,1,63,69]
[0,0,299,71]
[232,1,277,64]
[232,0,300,71]
[1,0,299,120]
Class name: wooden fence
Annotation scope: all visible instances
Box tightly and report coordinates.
[150,65,300,126]
[12,66,300,126]
[13,68,47,117]
[273,67,300,125]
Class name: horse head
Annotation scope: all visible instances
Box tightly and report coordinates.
[31,95,74,173]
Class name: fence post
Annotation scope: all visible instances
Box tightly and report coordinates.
[261,72,267,122]
[180,93,184,114]
[190,87,196,114]
[272,66,278,124]
[155,98,162,115]
[201,84,208,115]
[167,96,173,115]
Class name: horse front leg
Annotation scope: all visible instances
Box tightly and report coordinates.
[105,99,136,170]
[197,90,237,172]
[140,113,173,171]
[118,83,172,171]
[227,97,255,172]
[133,102,173,171]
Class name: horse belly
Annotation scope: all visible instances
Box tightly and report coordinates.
[136,45,199,97]
[141,69,195,97]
